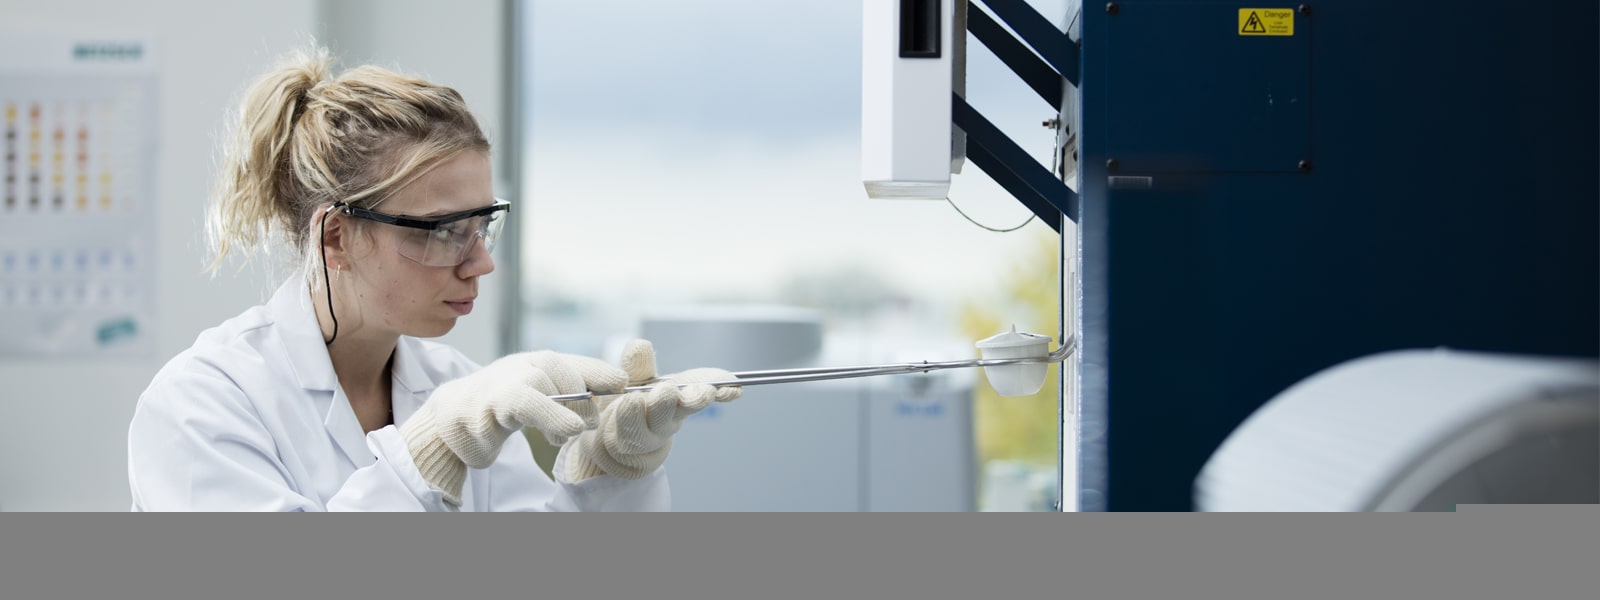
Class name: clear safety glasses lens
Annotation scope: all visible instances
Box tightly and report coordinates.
[339,199,510,268]
[395,206,507,267]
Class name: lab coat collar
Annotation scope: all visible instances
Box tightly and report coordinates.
[391,338,439,395]
[267,276,339,392]
[264,277,368,466]
[265,276,445,468]
[265,277,444,397]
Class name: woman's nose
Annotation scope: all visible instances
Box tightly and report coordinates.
[457,234,495,278]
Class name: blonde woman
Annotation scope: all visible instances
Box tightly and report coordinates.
[127,47,739,511]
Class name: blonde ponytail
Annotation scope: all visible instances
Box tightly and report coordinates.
[205,45,489,274]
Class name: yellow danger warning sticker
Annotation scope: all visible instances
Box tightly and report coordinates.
[1239,8,1294,36]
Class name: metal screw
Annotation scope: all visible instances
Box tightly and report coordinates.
[1298,159,1312,172]
[1106,2,1120,16]
[1298,4,1311,15]
[1106,158,1120,172]
[1042,117,1061,128]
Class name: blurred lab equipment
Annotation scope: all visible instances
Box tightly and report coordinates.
[629,306,980,511]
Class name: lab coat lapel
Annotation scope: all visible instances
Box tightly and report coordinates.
[266,277,338,392]
[265,277,374,468]
[390,337,442,425]
[324,387,376,468]
[392,338,471,506]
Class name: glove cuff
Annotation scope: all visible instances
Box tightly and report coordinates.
[402,403,467,506]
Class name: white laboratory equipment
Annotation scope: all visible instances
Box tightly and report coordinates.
[1196,349,1599,511]
[862,0,963,200]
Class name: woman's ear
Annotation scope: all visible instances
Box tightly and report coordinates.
[313,206,350,270]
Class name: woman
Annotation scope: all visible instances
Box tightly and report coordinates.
[127,47,739,511]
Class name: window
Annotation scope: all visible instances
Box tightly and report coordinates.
[516,0,1067,511]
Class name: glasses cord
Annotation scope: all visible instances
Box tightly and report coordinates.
[320,203,342,346]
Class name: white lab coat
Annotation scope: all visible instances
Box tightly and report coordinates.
[127,277,670,511]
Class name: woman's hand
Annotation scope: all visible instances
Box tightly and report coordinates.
[566,339,742,481]
[402,351,626,505]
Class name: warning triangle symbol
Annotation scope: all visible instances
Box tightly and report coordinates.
[1241,11,1268,33]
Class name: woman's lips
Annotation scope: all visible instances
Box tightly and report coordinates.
[445,298,475,315]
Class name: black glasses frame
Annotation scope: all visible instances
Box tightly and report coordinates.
[336,198,510,230]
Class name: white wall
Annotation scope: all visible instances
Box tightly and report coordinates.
[0,0,509,511]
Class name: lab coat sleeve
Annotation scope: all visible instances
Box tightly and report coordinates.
[483,432,672,512]
[128,363,324,512]
[130,360,448,512]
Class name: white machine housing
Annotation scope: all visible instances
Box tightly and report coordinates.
[862,0,960,199]
[1196,349,1599,511]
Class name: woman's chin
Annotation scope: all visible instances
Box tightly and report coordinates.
[409,318,459,339]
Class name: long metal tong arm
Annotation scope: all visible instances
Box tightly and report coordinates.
[546,335,1077,403]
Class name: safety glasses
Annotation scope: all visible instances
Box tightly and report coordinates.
[336,198,510,267]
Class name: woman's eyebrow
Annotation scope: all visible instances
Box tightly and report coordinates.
[415,200,497,218]
[410,206,471,219]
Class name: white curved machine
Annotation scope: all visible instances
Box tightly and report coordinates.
[1196,349,1599,512]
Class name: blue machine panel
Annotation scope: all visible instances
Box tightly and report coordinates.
[1074,0,1599,511]
[1106,4,1311,172]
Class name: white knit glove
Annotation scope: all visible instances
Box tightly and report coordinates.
[403,351,626,505]
[565,339,742,481]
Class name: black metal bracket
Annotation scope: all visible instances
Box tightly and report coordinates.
[954,93,1076,231]
[972,0,1078,88]
[953,0,1078,230]
[967,7,1064,107]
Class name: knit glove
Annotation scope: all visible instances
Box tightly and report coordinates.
[566,339,742,482]
[403,351,626,505]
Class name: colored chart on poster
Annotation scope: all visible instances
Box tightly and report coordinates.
[0,33,157,357]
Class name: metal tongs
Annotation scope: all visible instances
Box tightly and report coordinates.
[547,334,1076,403]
